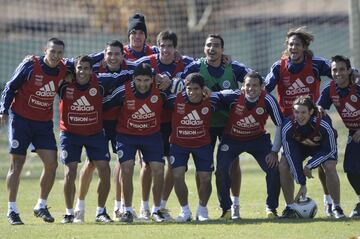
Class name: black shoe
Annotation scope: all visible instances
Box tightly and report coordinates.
[333,206,345,219]
[95,208,113,223]
[151,210,165,222]
[7,211,24,225]
[61,214,74,224]
[120,211,134,223]
[34,206,55,223]
[350,203,360,218]
[280,207,297,219]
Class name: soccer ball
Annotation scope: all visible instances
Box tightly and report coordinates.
[294,197,318,218]
[170,78,185,94]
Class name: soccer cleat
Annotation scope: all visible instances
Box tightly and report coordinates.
[231,205,240,220]
[138,208,151,221]
[219,210,232,220]
[266,208,279,219]
[349,203,360,218]
[332,206,345,219]
[7,211,24,225]
[151,210,165,222]
[159,208,173,221]
[176,211,192,222]
[113,209,123,222]
[196,207,209,222]
[324,203,334,217]
[73,210,85,223]
[95,209,113,223]
[33,206,54,223]
[61,214,74,224]
[120,211,134,223]
[280,207,297,219]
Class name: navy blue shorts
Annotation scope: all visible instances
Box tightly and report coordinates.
[103,120,117,154]
[170,144,214,172]
[8,113,57,155]
[344,134,360,173]
[115,132,165,164]
[160,122,172,157]
[210,126,225,149]
[60,131,110,164]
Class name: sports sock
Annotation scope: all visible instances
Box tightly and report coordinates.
[160,200,167,209]
[232,196,240,206]
[114,200,122,211]
[75,199,85,211]
[96,207,105,215]
[66,208,74,215]
[34,198,47,210]
[125,207,133,213]
[141,200,150,210]
[323,194,333,205]
[152,206,160,213]
[8,202,18,215]
[181,204,191,215]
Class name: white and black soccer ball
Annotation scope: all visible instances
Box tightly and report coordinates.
[294,197,318,218]
[170,78,185,94]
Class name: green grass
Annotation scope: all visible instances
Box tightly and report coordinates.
[0,112,359,239]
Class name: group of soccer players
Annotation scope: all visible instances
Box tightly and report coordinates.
[0,13,360,225]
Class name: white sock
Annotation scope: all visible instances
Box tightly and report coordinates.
[75,199,85,211]
[66,208,74,215]
[197,205,207,213]
[34,198,47,210]
[181,204,191,215]
[160,200,167,209]
[141,200,150,210]
[114,200,122,211]
[96,207,105,215]
[8,202,18,215]
[125,207,133,213]
[323,195,333,205]
[152,205,160,213]
[232,196,240,206]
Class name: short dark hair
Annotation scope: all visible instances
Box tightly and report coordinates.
[133,63,152,78]
[244,70,264,85]
[185,73,205,88]
[75,55,93,68]
[206,34,224,48]
[47,37,65,48]
[331,55,351,69]
[157,30,178,48]
[293,95,318,116]
[106,40,124,54]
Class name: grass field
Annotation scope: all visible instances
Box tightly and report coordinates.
[0,112,359,239]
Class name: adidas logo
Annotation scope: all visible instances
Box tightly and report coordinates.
[35,81,56,97]
[131,104,155,119]
[286,79,310,95]
[236,114,259,128]
[341,102,360,118]
[180,110,203,126]
[70,96,94,111]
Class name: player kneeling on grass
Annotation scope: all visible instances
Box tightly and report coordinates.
[59,55,112,224]
[215,71,283,220]
[279,95,345,219]
[169,73,219,222]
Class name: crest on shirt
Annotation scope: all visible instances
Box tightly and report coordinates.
[306,76,315,84]
[201,107,209,115]
[256,107,264,115]
[127,100,135,110]
[350,95,358,103]
[34,74,44,86]
[151,95,158,103]
[177,103,185,114]
[89,88,97,96]
[223,80,231,89]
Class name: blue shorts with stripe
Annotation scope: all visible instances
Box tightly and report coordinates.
[103,119,117,154]
[115,132,165,164]
[60,130,110,164]
[344,134,360,173]
[8,112,57,155]
[169,144,214,172]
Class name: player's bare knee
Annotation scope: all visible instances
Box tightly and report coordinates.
[322,161,337,175]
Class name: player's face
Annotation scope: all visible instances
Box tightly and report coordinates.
[331,61,351,88]
[129,30,146,50]
[287,35,306,64]
[75,61,92,85]
[186,83,203,103]
[158,39,176,64]
[243,77,262,101]
[293,104,313,126]
[204,37,223,64]
[44,42,64,68]
[134,75,153,94]
[104,46,124,71]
